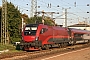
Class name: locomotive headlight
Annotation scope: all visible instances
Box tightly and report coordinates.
[35,37,39,41]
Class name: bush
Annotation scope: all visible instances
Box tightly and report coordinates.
[0,44,15,51]
[10,37,21,44]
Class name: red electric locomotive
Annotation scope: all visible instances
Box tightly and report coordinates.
[19,23,90,50]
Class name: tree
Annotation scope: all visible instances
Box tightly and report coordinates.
[26,16,55,26]
[27,16,42,24]
[7,2,22,43]
[0,7,1,40]
[44,17,55,26]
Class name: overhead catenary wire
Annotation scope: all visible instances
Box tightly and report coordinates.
[56,0,89,18]
[6,0,90,24]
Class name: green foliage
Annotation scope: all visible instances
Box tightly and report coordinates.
[10,37,21,43]
[44,17,55,26]
[0,7,1,39]
[0,7,1,21]
[27,16,55,26]
[27,16,42,24]
[7,2,22,43]
[0,44,15,51]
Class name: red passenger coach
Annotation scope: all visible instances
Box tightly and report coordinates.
[69,28,90,44]
[19,24,90,51]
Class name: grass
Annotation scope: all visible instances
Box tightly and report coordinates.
[0,44,22,53]
[0,44,14,50]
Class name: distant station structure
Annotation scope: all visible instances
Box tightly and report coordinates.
[68,21,90,31]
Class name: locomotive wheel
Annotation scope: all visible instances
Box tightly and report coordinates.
[88,40,90,43]
[61,43,64,48]
[63,43,66,47]
[45,45,49,50]
[39,47,42,51]
[61,43,67,48]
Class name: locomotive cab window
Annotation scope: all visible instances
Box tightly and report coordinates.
[40,28,48,34]
[24,26,37,36]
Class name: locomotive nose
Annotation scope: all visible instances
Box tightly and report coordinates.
[23,36,36,42]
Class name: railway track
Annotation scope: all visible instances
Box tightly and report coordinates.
[0,43,90,60]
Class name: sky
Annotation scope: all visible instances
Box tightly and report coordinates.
[0,0,90,26]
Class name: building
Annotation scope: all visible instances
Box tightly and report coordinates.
[68,22,90,31]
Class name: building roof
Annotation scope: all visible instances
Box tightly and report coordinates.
[68,24,90,27]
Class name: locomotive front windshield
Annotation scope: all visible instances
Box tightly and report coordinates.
[24,26,37,36]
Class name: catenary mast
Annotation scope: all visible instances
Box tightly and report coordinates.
[30,0,37,17]
[1,0,9,44]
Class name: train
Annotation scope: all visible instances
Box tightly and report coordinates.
[18,23,90,50]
